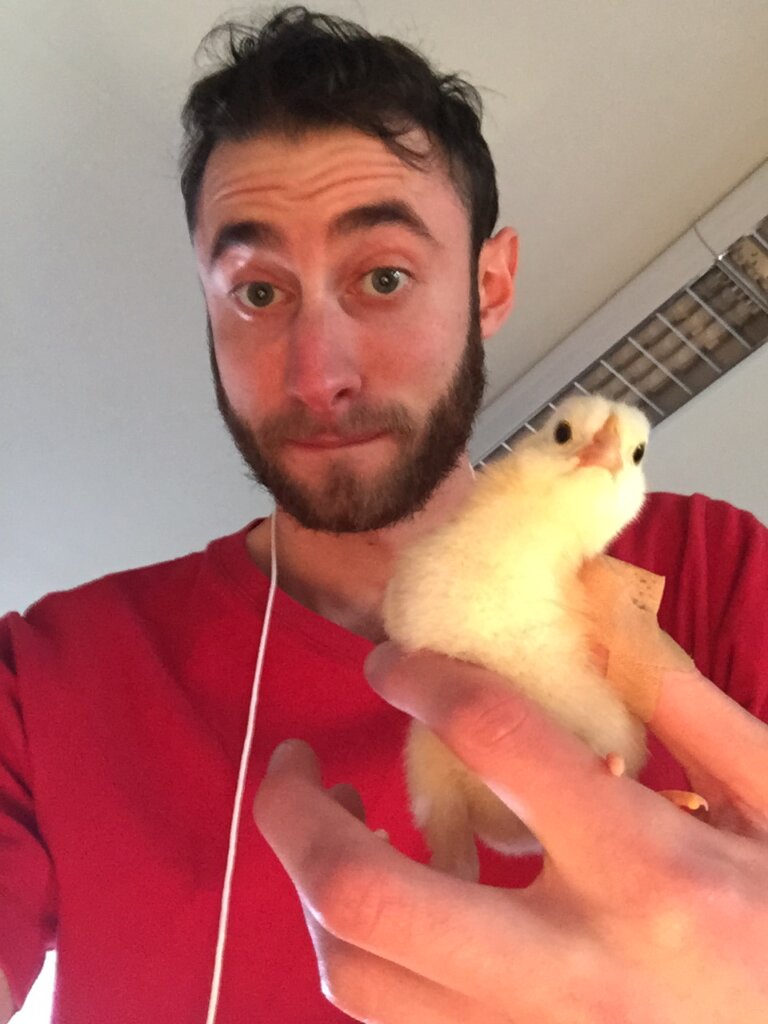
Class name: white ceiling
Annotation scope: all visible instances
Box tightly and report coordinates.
[2,0,768,611]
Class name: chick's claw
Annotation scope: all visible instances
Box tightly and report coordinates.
[601,752,708,815]
[659,789,710,815]
[604,752,626,777]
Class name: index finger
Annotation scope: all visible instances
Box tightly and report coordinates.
[364,645,696,878]
[254,739,573,1012]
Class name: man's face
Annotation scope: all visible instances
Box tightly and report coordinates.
[194,128,487,533]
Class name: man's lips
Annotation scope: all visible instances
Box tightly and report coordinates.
[287,432,387,449]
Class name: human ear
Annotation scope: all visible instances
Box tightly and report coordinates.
[477,227,518,339]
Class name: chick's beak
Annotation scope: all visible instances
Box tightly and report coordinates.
[576,414,622,475]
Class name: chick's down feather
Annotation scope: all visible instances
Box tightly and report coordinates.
[382,395,652,880]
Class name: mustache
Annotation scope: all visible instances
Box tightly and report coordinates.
[258,403,419,445]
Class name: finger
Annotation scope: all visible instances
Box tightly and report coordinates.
[254,738,572,1010]
[299,897,513,1024]
[329,783,391,841]
[364,645,697,875]
[328,783,367,823]
[650,668,768,825]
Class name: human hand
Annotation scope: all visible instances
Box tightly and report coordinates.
[254,648,768,1023]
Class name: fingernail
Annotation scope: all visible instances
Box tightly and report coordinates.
[364,642,399,687]
[267,738,298,773]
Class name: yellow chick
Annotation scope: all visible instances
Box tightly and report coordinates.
[382,395,651,880]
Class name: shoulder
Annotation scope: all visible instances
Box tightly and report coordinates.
[0,549,203,679]
[21,546,206,625]
[5,520,257,647]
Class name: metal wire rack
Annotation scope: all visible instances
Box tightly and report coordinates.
[477,213,768,466]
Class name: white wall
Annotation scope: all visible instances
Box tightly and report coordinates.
[644,342,768,524]
[3,0,768,620]
[12,953,54,1024]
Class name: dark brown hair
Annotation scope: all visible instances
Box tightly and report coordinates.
[178,5,499,260]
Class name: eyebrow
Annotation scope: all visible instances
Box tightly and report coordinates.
[208,220,281,268]
[207,199,438,269]
[333,201,437,245]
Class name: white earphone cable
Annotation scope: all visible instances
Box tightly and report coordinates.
[205,510,278,1024]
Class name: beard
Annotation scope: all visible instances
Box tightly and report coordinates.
[207,284,486,534]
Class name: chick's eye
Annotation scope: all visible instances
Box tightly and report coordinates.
[632,442,646,464]
[362,267,408,296]
[233,282,281,309]
[554,421,572,444]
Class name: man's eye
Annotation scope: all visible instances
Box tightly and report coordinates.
[361,267,409,296]
[233,282,281,309]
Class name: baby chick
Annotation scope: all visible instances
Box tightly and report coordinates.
[382,395,651,880]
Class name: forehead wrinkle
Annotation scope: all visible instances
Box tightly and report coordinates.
[292,160,411,201]
[199,134,463,263]
[206,159,407,215]
[204,124,443,195]
[206,134,426,205]
[216,169,415,215]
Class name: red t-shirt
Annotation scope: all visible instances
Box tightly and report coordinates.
[0,492,766,1021]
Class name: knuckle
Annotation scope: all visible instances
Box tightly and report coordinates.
[686,855,763,925]
[444,687,532,758]
[637,844,758,947]
[642,896,698,953]
[308,846,397,946]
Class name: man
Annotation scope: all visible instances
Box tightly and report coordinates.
[1,6,767,1022]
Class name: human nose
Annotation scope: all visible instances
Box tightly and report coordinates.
[283,297,363,416]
